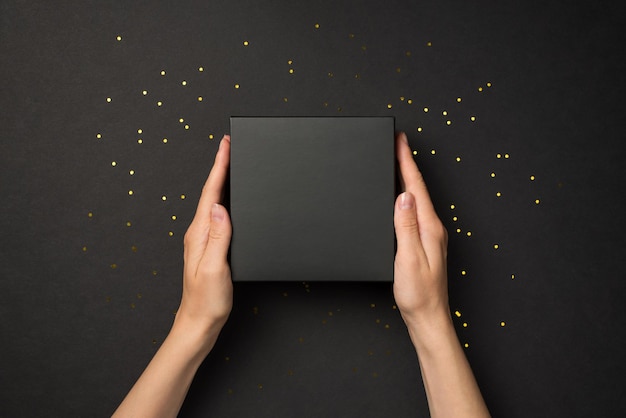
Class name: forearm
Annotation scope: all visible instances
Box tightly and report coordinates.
[405,313,490,418]
[112,320,221,418]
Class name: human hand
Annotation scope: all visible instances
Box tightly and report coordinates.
[393,132,450,330]
[173,135,233,347]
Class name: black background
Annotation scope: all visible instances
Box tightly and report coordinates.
[1,1,625,416]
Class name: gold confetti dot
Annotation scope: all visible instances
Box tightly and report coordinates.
[198,67,204,72]
[452,216,458,221]
[478,86,483,92]
[197,96,203,101]
[500,321,506,327]
[464,343,469,348]
[116,35,122,41]
[179,118,184,123]
[126,221,131,227]
[417,127,422,132]
[413,150,417,155]
[128,190,134,195]
[111,161,116,167]
[442,110,448,116]
[423,107,429,112]
[384,324,390,329]
[137,129,143,134]
[450,204,455,209]
[466,231,472,237]
[454,310,461,317]
[314,23,320,29]
[181,80,187,86]
[490,172,496,178]
[160,70,166,76]
[461,270,467,275]
[152,270,158,276]
[180,194,185,199]
[456,228,461,233]
[82,246,87,252]
[470,116,476,122]
[88,212,93,218]
[387,104,392,109]
[289,68,294,74]
[427,41,432,47]
[142,90,148,96]
[111,263,117,269]
[328,72,334,78]
[161,195,167,201]
[456,157,461,162]
[400,96,405,101]
[511,274,515,279]
[497,153,502,158]
[354,73,360,79]
[243,40,249,46]
[407,99,413,104]
[131,245,138,253]
[171,215,177,220]
[463,322,468,327]
[487,82,492,87]
[535,199,541,204]
[457,97,462,103]
[106,97,112,102]
[530,175,535,181]
[396,67,401,73]
[157,101,162,107]
[431,149,436,155]
[370,303,376,308]
[504,153,510,158]
[96,133,102,139]
[168,231,174,237]
[184,125,189,130]
[496,192,501,197]
[446,120,452,125]
[208,134,214,139]
[162,138,168,144]
[234,84,240,89]
[287,59,293,64]
[137,139,143,144]
[283,97,288,102]
[494,244,499,249]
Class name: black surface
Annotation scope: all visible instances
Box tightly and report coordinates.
[1,0,626,417]
[230,117,395,282]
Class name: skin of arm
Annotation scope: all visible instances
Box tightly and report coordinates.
[113,135,233,418]
[393,132,491,417]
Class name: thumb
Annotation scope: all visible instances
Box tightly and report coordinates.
[394,192,426,261]
[204,203,232,262]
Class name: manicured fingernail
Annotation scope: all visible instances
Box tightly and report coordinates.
[399,192,414,210]
[211,203,225,222]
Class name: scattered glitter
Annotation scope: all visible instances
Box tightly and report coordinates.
[500,321,506,327]
[184,125,189,130]
[504,154,510,158]
[461,270,467,276]
[417,127,422,132]
[470,116,476,122]
[288,60,293,65]
[407,99,413,104]
[160,70,166,76]
[497,153,502,158]
[168,231,174,237]
[88,212,93,218]
[328,72,334,78]
[490,172,496,178]
[427,41,432,47]
[423,107,429,112]
[463,322,468,327]
[111,161,117,167]
[455,310,462,317]
[466,231,472,237]
[179,118,184,123]
[487,82,492,87]
[456,157,461,162]
[157,101,162,107]
[446,120,452,125]
[535,199,541,204]
[496,192,502,197]
[128,190,134,195]
[137,129,143,134]
[456,228,461,233]
[162,195,167,201]
[110,263,117,269]
[431,149,436,155]
[457,97,462,103]
[82,246,87,252]
[413,150,417,155]
[96,133,102,139]
[126,221,131,227]
[289,68,294,74]
[162,138,168,144]
[511,274,515,279]
[243,40,249,46]
[494,244,499,249]
[530,175,536,181]
[171,215,177,220]
[442,110,448,116]
[464,343,469,348]
[129,170,134,175]
[181,80,187,86]
[197,96,203,101]
[452,216,458,221]
[116,35,122,41]
[198,67,204,72]
[180,194,186,200]
[314,23,320,29]
[142,90,148,96]
[387,104,392,109]
[137,139,143,144]
[106,97,112,102]
[450,204,455,210]
[208,134,214,139]
[283,97,288,102]
[478,87,483,92]
[234,84,240,89]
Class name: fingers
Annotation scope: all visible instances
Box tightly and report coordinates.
[192,135,231,227]
[395,132,438,225]
[395,132,448,267]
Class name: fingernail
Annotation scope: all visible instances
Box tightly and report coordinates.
[399,192,415,210]
[400,132,408,144]
[211,203,225,222]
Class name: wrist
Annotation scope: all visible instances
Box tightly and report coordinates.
[402,309,457,354]
[169,314,225,360]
